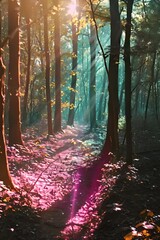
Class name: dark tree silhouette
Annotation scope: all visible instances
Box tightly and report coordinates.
[124,0,134,164]
[42,0,53,135]
[101,0,122,157]
[8,0,23,146]
[0,51,14,189]
[54,0,62,133]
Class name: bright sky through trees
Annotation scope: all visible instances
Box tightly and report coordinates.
[67,0,77,16]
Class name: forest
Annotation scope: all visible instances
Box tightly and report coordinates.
[0,0,160,239]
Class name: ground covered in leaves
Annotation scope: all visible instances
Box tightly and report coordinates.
[0,122,160,240]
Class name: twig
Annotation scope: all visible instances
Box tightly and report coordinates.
[89,0,109,76]
[28,159,57,193]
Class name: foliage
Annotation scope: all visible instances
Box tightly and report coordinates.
[124,209,160,240]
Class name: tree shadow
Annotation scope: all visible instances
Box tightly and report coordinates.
[0,204,41,240]
[94,153,160,240]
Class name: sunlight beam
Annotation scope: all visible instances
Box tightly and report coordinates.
[67,0,77,16]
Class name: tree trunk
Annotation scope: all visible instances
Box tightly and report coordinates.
[54,0,62,133]
[67,18,78,126]
[98,70,107,122]
[124,0,134,165]
[89,22,97,130]
[0,53,14,189]
[0,5,1,46]
[101,0,122,157]
[8,0,23,146]
[42,0,53,135]
[23,16,31,125]
[145,51,156,120]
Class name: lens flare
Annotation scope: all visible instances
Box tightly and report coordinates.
[67,0,77,16]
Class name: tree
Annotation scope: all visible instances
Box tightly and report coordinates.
[8,0,23,146]
[101,0,122,157]
[0,50,14,189]
[0,3,1,47]
[98,70,107,122]
[42,0,53,135]
[133,0,160,120]
[67,5,78,126]
[144,51,157,120]
[89,19,97,130]
[21,0,32,125]
[124,0,134,164]
[54,0,62,133]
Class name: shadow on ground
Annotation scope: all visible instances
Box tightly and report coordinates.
[39,156,108,240]
[94,151,160,240]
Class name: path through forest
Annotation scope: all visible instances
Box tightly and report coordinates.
[0,123,160,240]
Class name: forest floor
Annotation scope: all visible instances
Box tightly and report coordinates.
[0,120,160,240]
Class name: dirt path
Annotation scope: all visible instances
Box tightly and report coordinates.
[1,123,160,240]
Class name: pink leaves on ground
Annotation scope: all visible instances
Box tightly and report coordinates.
[7,125,96,210]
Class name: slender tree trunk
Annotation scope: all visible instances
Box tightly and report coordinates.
[23,16,31,124]
[98,70,107,122]
[38,23,45,73]
[0,5,1,47]
[119,79,124,114]
[89,22,97,130]
[54,0,62,133]
[67,18,78,126]
[42,0,53,135]
[8,0,23,146]
[124,0,134,165]
[145,51,156,120]
[155,71,159,120]
[0,53,14,189]
[101,0,122,157]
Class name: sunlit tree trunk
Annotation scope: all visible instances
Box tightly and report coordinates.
[54,0,62,133]
[42,0,53,135]
[8,0,23,146]
[0,53,14,189]
[89,21,97,130]
[124,0,134,164]
[101,0,122,157]
[67,17,78,126]
[22,4,31,125]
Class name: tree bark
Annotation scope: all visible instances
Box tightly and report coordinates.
[67,18,78,126]
[101,0,122,157]
[89,22,97,130]
[0,53,14,189]
[54,0,62,133]
[8,0,23,146]
[23,16,31,125]
[0,5,1,47]
[124,0,134,165]
[98,70,107,122]
[42,0,53,135]
[144,51,156,120]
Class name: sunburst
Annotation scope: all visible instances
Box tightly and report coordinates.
[67,0,77,16]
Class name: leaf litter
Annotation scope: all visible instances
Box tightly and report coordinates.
[1,123,160,239]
